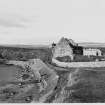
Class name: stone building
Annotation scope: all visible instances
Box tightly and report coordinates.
[52,37,83,61]
[52,37,102,62]
[83,48,102,56]
[52,37,74,60]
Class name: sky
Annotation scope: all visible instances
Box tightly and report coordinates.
[0,0,105,45]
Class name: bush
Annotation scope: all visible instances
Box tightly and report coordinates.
[56,56,72,62]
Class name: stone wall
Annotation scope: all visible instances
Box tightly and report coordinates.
[52,58,105,68]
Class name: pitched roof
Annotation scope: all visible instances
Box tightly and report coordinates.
[58,37,78,47]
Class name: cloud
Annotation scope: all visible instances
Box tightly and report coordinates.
[0,14,29,28]
[0,19,25,28]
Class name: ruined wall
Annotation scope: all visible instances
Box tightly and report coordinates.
[52,37,74,60]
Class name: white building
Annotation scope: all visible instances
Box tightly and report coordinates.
[83,48,102,56]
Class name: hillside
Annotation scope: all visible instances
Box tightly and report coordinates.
[78,42,105,48]
[0,45,52,63]
[0,42,105,103]
[0,59,58,103]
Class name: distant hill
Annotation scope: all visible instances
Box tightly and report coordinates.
[1,42,105,49]
[0,44,52,63]
[78,42,105,48]
[0,44,50,49]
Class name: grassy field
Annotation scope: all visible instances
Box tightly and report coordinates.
[67,68,105,103]
[44,65,105,103]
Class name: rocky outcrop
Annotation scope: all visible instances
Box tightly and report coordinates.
[4,59,58,102]
[7,59,58,90]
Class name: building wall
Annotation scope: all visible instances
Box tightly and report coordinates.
[73,46,83,55]
[52,38,74,60]
[83,48,102,56]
